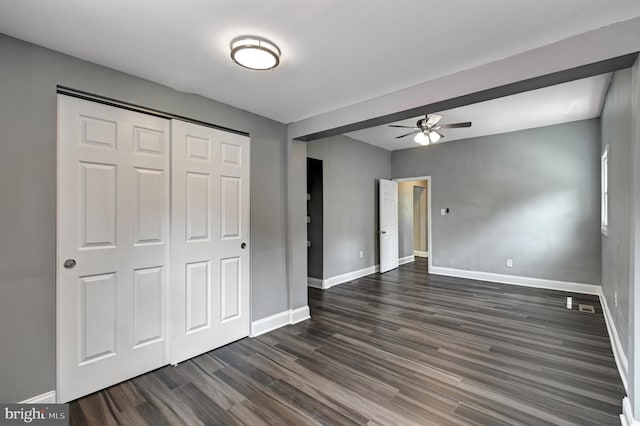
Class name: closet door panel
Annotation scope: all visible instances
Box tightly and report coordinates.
[170,120,250,364]
[57,95,170,402]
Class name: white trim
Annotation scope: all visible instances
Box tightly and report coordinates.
[20,390,56,404]
[250,310,290,337]
[251,306,311,337]
[290,306,311,324]
[307,277,323,289]
[399,255,415,265]
[324,264,379,289]
[430,266,601,295]
[413,250,428,258]
[308,265,382,290]
[599,290,629,393]
[622,397,640,426]
[602,145,609,236]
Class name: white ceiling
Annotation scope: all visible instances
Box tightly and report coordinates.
[0,1,638,124]
[345,73,612,151]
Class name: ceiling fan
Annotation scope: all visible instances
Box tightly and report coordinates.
[389,114,472,145]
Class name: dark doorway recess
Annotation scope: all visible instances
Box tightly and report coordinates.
[307,158,323,280]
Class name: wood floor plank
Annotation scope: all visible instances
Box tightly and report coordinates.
[69,258,624,425]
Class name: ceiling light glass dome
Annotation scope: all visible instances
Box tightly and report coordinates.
[231,36,281,70]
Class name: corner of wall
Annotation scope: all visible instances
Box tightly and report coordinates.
[19,390,56,404]
[250,306,310,337]
[284,128,309,318]
[599,290,629,392]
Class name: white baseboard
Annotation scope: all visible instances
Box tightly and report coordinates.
[324,264,379,289]
[622,397,640,426]
[414,250,429,257]
[251,305,311,337]
[20,390,56,404]
[251,311,289,337]
[599,290,629,393]
[399,255,415,265]
[430,266,601,295]
[307,277,323,289]
[308,264,389,290]
[290,305,310,324]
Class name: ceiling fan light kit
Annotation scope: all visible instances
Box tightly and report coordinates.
[391,114,472,146]
[414,130,442,145]
[230,36,281,70]
[429,130,442,143]
[414,132,430,145]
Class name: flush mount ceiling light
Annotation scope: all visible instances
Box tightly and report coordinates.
[230,36,281,70]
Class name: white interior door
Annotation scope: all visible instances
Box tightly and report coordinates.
[57,95,170,402]
[379,179,399,273]
[170,120,250,364]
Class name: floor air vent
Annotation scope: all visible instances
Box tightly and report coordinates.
[579,304,595,313]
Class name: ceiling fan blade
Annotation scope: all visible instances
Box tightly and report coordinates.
[395,130,419,139]
[440,121,472,128]
[388,125,418,129]
[426,114,443,127]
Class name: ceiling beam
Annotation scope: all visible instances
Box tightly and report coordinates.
[297,54,636,141]
[289,17,640,141]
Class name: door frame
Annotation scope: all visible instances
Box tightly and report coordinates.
[55,89,253,402]
[393,176,432,272]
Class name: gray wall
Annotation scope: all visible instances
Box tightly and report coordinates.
[629,55,640,418]
[307,135,391,278]
[0,34,289,402]
[392,119,602,285]
[601,69,633,357]
[289,140,308,309]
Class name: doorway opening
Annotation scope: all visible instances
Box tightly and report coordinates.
[412,183,429,258]
[307,158,323,285]
[394,176,432,272]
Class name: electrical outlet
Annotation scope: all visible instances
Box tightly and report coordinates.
[359,251,364,259]
[506,258,513,268]
[615,291,618,307]
[440,208,446,216]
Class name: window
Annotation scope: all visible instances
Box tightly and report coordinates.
[601,145,609,236]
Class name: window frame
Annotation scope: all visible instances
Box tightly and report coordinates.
[601,145,609,236]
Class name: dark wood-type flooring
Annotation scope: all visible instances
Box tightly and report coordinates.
[70,258,625,425]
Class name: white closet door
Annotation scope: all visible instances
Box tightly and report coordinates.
[57,95,170,402]
[170,120,250,364]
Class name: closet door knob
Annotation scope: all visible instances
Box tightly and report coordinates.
[63,259,77,269]
[241,242,247,249]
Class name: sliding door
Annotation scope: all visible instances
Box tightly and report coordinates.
[57,96,251,402]
[170,120,250,364]
[57,95,170,402]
